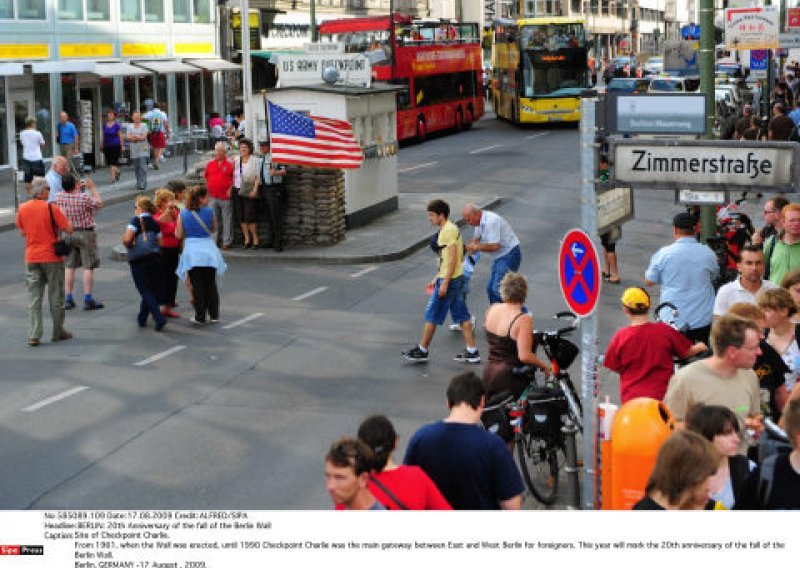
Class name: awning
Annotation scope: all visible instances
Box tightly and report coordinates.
[185,58,241,71]
[94,61,151,77]
[0,62,24,76]
[31,60,96,74]
[273,13,351,25]
[132,59,198,74]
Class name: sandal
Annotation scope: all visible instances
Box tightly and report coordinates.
[604,276,621,284]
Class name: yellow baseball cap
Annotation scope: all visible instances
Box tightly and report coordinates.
[621,287,650,310]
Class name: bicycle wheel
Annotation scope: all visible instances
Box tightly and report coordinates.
[516,433,560,505]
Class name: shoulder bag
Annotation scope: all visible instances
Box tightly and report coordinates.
[368,474,409,510]
[48,203,72,257]
[127,217,160,262]
[189,210,214,237]
[238,159,257,199]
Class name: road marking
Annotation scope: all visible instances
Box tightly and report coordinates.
[526,133,548,139]
[24,386,89,413]
[134,345,187,367]
[222,312,264,330]
[351,266,378,278]
[399,161,438,173]
[469,144,503,154]
[293,286,328,301]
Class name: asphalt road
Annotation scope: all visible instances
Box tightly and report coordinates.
[0,112,693,510]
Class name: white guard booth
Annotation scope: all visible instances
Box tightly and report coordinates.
[248,51,402,228]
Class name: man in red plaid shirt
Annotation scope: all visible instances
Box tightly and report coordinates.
[54,174,104,310]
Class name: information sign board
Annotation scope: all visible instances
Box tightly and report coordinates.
[725,6,779,50]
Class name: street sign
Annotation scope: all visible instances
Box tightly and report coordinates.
[558,229,601,318]
[750,49,769,71]
[725,6,779,50]
[610,138,799,193]
[597,186,634,232]
[676,189,728,205]
[779,33,800,48]
[609,94,706,135]
[664,40,699,74]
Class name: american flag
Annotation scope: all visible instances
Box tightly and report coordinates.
[267,101,364,169]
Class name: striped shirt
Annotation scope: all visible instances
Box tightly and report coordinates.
[54,190,101,230]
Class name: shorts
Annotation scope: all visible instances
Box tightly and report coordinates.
[65,229,100,270]
[22,159,45,183]
[103,145,121,166]
[600,225,622,252]
[424,276,470,326]
[239,195,261,223]
[149,131,167,149]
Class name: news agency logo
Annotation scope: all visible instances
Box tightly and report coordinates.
[0,545,44,555]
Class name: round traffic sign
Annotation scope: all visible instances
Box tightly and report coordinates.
[558,229,601,317]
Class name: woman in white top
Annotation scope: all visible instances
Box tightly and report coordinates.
[232,139,260,249]
[19,117,45,195]
[758,287,800,392]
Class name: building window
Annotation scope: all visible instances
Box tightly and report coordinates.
[173,0,190,23]
[18,0,46,19]
[58,0,83,19]
[121,0,141,21]
[87,0,110,20]
[145,0,164,22]
[193,0,210,23]
[0,1,13,18]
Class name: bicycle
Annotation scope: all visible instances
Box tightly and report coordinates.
[482,312,583,505]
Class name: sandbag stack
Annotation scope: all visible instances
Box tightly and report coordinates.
[282,166,346,246]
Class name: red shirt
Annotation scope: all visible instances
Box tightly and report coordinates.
[155,211,180,249]
[334,465,452,510]
[204,157,234,200]
[16,199,72,263]
[604,322,693,403]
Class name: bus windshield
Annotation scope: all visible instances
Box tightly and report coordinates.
[521,49,588,96]
[520,23,585,50]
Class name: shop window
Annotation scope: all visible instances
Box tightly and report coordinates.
[100,78,114,115]
[87,0,109,20]
[0,1,13,19]
[18,0,45,19]
[176,74,188,128]
[121,0,141,21]
[173,0,190,23]
[156,74,167,108]
[203,70,214,126]
[58,0,83,19]
[123,76,136,117]
[34,73,52,158]
[193,0,210,23]
[61,73,78,121]
[145,0,164,22]
[188,73,202,127]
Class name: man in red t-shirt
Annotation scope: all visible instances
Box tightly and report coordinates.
[204,141,234,249]
[16,177,74,347]
[604,287,707,403]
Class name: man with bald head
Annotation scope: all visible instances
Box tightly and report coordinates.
[462,204,521,304]
[45,156,69,203]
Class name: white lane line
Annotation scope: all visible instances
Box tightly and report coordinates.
[398,161,438,173]
[351,266,378,278]
[24,386,89,413]
[469,144,503,154]
[222,312,264,330]
[134,345,187,367]
[293,286,329,301]
[526,133,548,139]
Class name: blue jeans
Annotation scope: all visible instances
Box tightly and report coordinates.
[132,156,148,190]
[130,256,164,327]
[424,276,470,326]
[487,245,521,304]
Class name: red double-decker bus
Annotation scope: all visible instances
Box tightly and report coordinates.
[319,14,484,141]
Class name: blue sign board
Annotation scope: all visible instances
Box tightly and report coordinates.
[751,49,768,72]
[558,230,601,317]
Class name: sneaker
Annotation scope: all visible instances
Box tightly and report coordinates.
[449,315,477,332]
[209,318,219,324]
[402,345,429,363]
[188,316,205,325]
[454,348,481,364]
[64,298,76,310]
[83,299,105,311]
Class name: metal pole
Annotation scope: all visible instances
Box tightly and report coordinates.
[183,141,188,175]
[241,0,254,141]
[311,0,317,43]
[698,0,715,243]
[13,168,19,211]
[579,94,598,510]
[562,420,581,509]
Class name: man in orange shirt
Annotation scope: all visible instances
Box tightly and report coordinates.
[16,177,74,346]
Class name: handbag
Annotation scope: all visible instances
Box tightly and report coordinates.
[127,217,160,262]
[48,203,72,257]
[238,159,257,198]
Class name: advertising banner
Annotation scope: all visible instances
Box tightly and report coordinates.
[725,6,779,50]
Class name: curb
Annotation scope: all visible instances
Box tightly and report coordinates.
[111,196,507,265]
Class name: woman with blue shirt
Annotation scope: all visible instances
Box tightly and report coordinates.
[122,195,166,331]
[175,186,227,325]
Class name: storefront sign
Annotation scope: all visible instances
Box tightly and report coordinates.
[0,44,49,59]
[121,43,167,57]
[174,43,214,56]
[788,7,800,29]
[275,54,371,88]
[725,6,779,50]
[59,43,114,58]
[611,139,798,193]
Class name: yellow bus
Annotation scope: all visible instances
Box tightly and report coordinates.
[491,17,589,124]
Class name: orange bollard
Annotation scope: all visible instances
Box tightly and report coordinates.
[608,398,675,510]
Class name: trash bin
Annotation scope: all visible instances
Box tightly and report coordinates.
[608,398,675,510]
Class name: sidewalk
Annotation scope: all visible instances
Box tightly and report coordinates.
[1,152,504,265]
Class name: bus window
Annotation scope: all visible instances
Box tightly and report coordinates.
[391,79,412,110]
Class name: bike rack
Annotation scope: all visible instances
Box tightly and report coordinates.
[562,419,581,509]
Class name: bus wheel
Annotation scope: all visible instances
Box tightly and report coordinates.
[455,109,463,131]
[464,107,474,129]
[416,118,426,141]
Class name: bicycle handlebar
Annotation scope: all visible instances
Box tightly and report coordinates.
[534,311,579,339]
